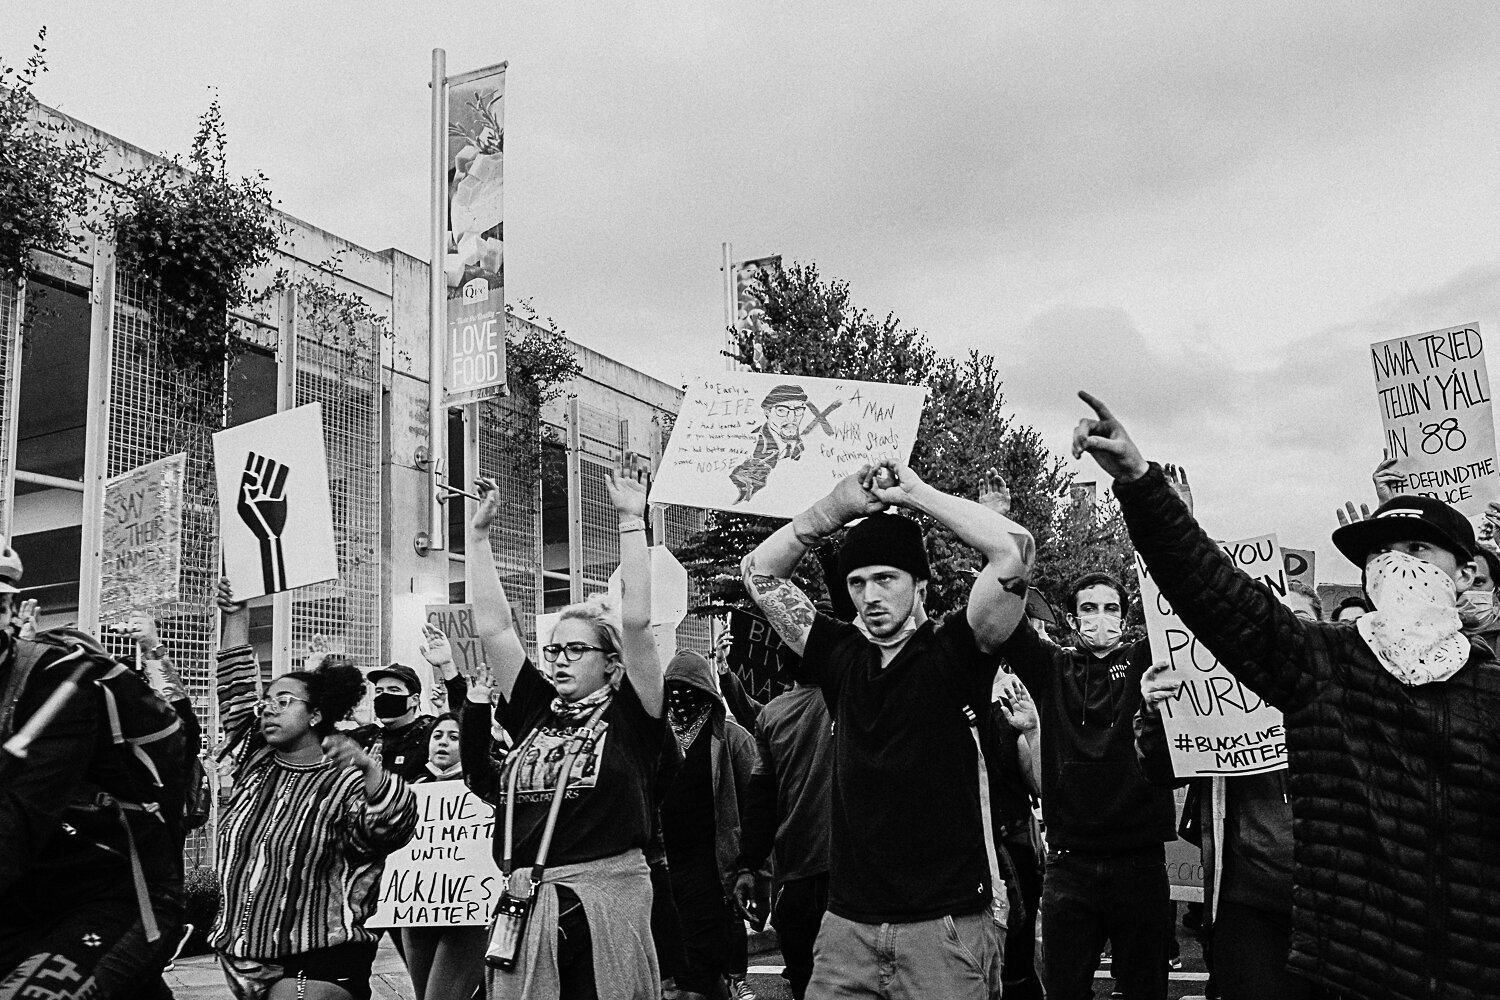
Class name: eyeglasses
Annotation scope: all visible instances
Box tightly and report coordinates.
[768,403,804,418]
[542,642,609,663]
[255,693,310,716]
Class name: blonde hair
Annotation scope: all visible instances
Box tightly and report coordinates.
[556,594,626,687]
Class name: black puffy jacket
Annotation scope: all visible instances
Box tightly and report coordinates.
[1117,464,1500,1000]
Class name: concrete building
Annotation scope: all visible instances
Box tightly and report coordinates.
[3,105,706,864]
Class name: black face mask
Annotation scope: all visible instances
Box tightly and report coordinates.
[373,692,413,720]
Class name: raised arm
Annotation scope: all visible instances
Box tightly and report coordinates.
[606,469,664,717]
[468,478,529,700]
[870,459,1035,653]
[1073,391,1329,711]
[741,466,888,655]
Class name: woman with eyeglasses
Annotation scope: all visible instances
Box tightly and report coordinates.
[462,471,665,1000]
[210,584,419,1000]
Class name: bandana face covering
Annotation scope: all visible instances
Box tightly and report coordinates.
[668,685,713,751]
[1357,550,1469,686]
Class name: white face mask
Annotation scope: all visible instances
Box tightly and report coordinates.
[1072,612,1122,652]
[1358,550,1468,686]
[1457,588,1497,629]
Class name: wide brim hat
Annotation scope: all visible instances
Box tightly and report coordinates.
[1331,494,1476,568]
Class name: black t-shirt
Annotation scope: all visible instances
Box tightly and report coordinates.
[806,611,1000,923]
[492,660,664,870]
[659,728,716,863]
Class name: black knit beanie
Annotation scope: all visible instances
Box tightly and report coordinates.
[836,513,930,582]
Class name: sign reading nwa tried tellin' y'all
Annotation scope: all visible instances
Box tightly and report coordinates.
[1371,323,1496,518]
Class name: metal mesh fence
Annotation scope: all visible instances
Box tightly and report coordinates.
[577,403,624,597]
[290,298,382,670]
[661,501,712,655]
[477,394,541,645]
[106,268,225,867]
[0,277,16,537]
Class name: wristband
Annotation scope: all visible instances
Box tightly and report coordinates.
[618,517,647,533]
[145,643,168,660]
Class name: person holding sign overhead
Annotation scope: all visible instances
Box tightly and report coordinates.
[741,456,1035,1000]
[1071,390,1500,1000]
[462,469,665,1000]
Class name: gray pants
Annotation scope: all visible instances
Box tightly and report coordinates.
[806,910,1005,1000]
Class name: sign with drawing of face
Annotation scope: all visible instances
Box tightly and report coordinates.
[649,371,928,519]
[212,403,340,601]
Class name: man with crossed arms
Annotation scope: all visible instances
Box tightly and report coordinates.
[741,457,1034,999]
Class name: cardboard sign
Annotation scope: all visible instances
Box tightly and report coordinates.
[367,781,500,927]
[650,372,927,519]
[1136,534,1288,777]
[99,454,185,625]
[1283,548,1315,589]
[212,404,340,600]
[1166,786,1204,903]
[426,604,484,694]
[727,607,798,704]
[1370,324,1497,518]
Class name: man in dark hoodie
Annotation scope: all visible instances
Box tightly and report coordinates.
[998,567,1177,1000]
[660,648,756,1000]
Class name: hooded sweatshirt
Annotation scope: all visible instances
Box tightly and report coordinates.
[661,650,756,893]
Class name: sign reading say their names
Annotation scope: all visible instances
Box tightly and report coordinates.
[100,453,186,625]
[367,781,500,927]
[212,403,340,601]
[650,372,927,519]
[1370,324,1497,518]
[1136,533,1288,778]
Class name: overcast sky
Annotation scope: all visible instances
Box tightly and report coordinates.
[11,2,1500,584]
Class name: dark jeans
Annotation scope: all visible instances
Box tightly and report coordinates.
[773,874,829,1000]
[1041,845,1169,1000]
[556,886,597,1000]
[668,851,731,996]
[1000,833,1044,1000]
[650,858,685,980]
[1215,901,1337,1000]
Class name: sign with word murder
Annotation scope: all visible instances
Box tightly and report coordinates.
[100,453,186,626]
[1370,323,1496,518]
[368,781,501,927]
[1136,533,1288,777]
[650,371,928,519]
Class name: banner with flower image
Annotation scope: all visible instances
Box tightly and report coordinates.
[445,62,508,406]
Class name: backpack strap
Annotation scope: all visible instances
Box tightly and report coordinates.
[963,704,1009,928]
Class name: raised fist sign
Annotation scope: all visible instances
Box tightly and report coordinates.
[238,452,290,593]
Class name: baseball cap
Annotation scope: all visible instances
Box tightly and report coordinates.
[0,546,24,594]
[1331,494,1476,568]
[367,662,422,694]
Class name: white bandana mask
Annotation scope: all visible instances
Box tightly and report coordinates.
[1357,550,1469,686]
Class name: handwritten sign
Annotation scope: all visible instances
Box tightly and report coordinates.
[727,608,799,704]
[1370,324,1497,518]
[1136,533,1288,778]
[100,454,185,626]
[650,372,927,518]
[213,404,340,600]
[367,781,501,927]
[1283,548,1315,589]
[426,605,484,696]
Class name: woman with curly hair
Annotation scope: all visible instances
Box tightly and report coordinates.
[462,470,665,1000]
[210,584,419,1000]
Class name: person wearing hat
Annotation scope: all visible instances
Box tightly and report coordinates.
[741,457,1035,999]
[357,652,467,783]
[1072,390,1500,1000]
[729,383,811,504]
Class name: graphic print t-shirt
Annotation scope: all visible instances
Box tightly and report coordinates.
[494,660,664,869]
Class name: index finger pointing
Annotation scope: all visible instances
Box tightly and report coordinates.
[1077,390,1116,423]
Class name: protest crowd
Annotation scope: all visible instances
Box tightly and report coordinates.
[4,380,1500,1000]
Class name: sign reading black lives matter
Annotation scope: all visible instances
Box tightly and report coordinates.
[212,403,340,601]
[1136,534,1288,777]
[367,781,500,927]
[727,608,800,704]
[1371,323,1497,519]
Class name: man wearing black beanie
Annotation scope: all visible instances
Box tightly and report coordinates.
[741,457,1035,999]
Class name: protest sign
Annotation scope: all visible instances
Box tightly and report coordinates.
[650,372,927,519]
[212,403,340,601]
[368,781,500,927]
[1283,548,1315,589]
[1370,324,1497,518]
[727,607,799,704]
[1166,787,1205,903]
[1136,533,1288,778]
[100,453,185,626]
[426,604,484,697]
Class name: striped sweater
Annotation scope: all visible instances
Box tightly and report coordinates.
[210,747,418,959]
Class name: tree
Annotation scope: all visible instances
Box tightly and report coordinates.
[677,260,1136,623]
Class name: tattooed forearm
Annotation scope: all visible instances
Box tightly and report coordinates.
[994,574,1030,597]
[747,572,818,645]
